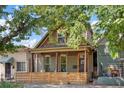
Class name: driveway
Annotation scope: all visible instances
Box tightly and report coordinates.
[24,83,124,88]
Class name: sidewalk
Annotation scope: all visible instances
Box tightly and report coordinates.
[24,83,124,88]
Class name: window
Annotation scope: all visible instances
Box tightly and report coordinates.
[60,55,67,72]
[16,62,26,72]
[44,56,50,72]
[57,32,66,44]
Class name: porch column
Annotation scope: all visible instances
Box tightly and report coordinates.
[30,53,33,72]
[77,52,80,72]
[84,50,87,72]
[55,52,58,72]
[40,54,44,72]
[35,54,38,72]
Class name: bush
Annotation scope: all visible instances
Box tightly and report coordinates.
[0,82,23,88]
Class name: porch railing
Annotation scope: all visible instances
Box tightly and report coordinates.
[15,72,88,84]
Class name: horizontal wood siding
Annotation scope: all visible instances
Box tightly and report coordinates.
[15,72,32,83]
[15,72,88,84]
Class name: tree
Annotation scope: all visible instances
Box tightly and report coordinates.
[0,5,123,58]
[28,5,124,58]
[27,6,93,48]
[0,6,40,54]
[0,5,92,54]
[93,6,124,58]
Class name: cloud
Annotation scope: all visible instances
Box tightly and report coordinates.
[15,6,19,10]
[91,20,98,26]
[15,39,37,48]
[8,14,13,21]
[1,29,11,37]
[0,19,6,26]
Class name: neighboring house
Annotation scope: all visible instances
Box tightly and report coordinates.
[0,48,31,81]
[97,38,124,77]
[16,30,97,84]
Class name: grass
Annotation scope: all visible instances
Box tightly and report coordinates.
[0,81,23,88]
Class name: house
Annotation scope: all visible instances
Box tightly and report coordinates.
[97,38,124,77]
[0,48,31,81]
[15,30,98,85]
[15,29,124,84]
[0,30,123,84]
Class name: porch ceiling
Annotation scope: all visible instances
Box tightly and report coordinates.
[31,46,92,53]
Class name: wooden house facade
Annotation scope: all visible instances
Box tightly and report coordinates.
[16,30,95,84]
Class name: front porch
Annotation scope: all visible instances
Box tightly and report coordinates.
[16,72,88,84]
[16,47,93,84]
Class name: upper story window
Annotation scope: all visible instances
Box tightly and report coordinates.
[57,32,66,44]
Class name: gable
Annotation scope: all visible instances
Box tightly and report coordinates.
[34,30,93,48]
[35,31,58,48]
[35,32,49,48]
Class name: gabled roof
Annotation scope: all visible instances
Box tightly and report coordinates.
[34,32,49,48]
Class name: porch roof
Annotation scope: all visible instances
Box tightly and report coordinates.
[31,46,93,53]
[0,56,14,64]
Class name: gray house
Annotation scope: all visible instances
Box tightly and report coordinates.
[97,39,124,77]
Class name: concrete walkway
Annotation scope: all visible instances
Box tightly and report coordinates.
[24,83,124,88]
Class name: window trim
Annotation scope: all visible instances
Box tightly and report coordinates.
[60,54,67,72]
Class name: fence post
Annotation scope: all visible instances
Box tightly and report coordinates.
[48,72,50,83]
[30,72,32,83]
[15,73,16,82]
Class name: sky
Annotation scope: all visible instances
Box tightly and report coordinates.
[0,5,97,48]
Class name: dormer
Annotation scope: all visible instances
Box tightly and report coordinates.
[57,31,66,45]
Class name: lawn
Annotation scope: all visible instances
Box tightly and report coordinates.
[0,81,23,88]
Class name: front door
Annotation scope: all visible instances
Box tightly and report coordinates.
[5,63,11,79]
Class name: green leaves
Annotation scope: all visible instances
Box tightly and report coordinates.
[0,6,41,53]
[0,5,123,59]
[29,6,91,49]
[92,6,124,58]
[67,20,87,48]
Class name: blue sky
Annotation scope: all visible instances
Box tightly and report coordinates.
[1,5,97,48]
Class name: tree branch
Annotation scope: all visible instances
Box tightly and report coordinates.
[0,16,30,45]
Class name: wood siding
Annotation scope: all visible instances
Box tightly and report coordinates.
[15,72,88,84]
